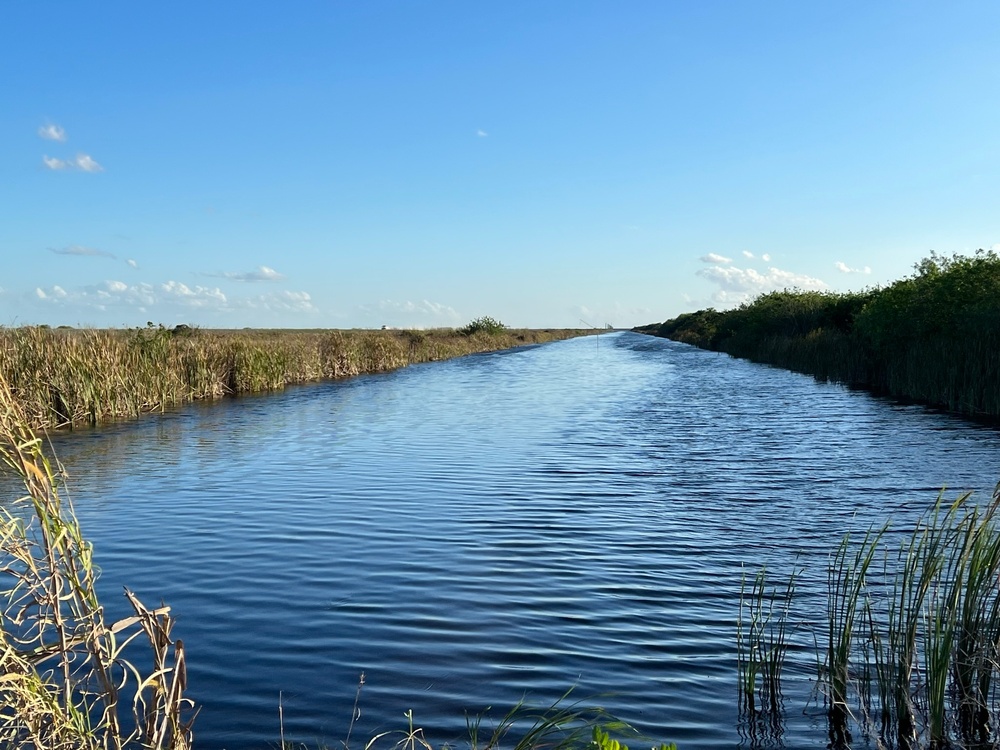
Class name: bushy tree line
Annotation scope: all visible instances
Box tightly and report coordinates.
[635,249,1000,417]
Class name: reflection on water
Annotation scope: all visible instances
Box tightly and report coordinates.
[19,332,1000,749]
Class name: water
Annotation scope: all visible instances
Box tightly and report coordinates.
[27,332,1000,748]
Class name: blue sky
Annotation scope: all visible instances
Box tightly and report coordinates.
[3,2,999,329]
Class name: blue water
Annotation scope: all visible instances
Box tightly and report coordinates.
[30,332,1000,748]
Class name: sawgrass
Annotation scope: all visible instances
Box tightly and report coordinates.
[0,325,588,430]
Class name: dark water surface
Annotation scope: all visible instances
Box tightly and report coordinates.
[38,332,1000,748]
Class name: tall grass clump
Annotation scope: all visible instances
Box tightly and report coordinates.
[737,566,797,749]
[0,369,195,748]
[747,488,1000,749]
[737,566,797,718]
[636,249,1000,418]
[0,325,590,430]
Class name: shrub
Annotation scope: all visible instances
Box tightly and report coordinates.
[460,316,508,336]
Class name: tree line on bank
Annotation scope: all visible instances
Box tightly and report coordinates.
[635,250,1000,418]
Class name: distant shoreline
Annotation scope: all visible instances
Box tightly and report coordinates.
[635,250,1000,420]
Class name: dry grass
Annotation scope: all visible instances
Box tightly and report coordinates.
[0,326,590,430]
[0,367,195,748]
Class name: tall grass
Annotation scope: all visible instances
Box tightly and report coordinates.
[0,325,589,430]
[0,369,195,748]
[737,566,796,717]
[752,487,1000,749]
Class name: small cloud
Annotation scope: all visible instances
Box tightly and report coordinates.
[697,263,828,307]
[35,288,48,300]
[358,298,461,327]
[42,153,103,172]
[233,290,317,313]
[43,156,69,170]
[476,129,488,137]
[835,261,872,275]
[700,253,732,264]
[212,265,286,282]
[38,123,67,142]
[762,253,771,262]
[74,154,103,172]
[742,251,754,259]
[126,258,139,269]
[48,245,117,259]
[160,281,228,307]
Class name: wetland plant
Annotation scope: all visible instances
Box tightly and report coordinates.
[0,325,586,430]
[749,487,1000,749]
[0,370,195,748]
[737,566,797,718]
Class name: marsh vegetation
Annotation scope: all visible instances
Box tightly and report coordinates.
[740,489,1000,749]
[636,250,1000,418]
[0,324,587,430]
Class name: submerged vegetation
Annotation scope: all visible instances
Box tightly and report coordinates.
[636,249,1000,418]
[0,323,587,430]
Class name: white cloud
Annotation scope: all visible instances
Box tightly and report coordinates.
[476,129,488,137]
[742,251,754,259]
[699,252,732,264]
[74,154,103,172]
[835,261,872,275]
[32,277,319,319]
[160,281,228,306]
[232,290,317,313]
[215,265,286,282]
[49,245,116,259]
[42,154,104,173]
[38,123,67,142]
[762,253,772,262]
[43,156,69,170]
[127,258,139,269]
[358,299,461,328]
[697,262,828,307]
[43,154,103,172]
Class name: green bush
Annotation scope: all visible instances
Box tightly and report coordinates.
[460,316,508,336]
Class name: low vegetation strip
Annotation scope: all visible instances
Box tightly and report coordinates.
[635,249,1000,418]
[0,322,589,430]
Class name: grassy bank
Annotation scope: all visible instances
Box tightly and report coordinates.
[636,250,1000,418]
[1,323,589,430]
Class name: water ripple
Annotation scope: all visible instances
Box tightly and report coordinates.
[27,332,1000,749]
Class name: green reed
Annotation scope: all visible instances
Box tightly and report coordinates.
[738,566,797,718]
[0,325,589,430]
[747,488,1000,749]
